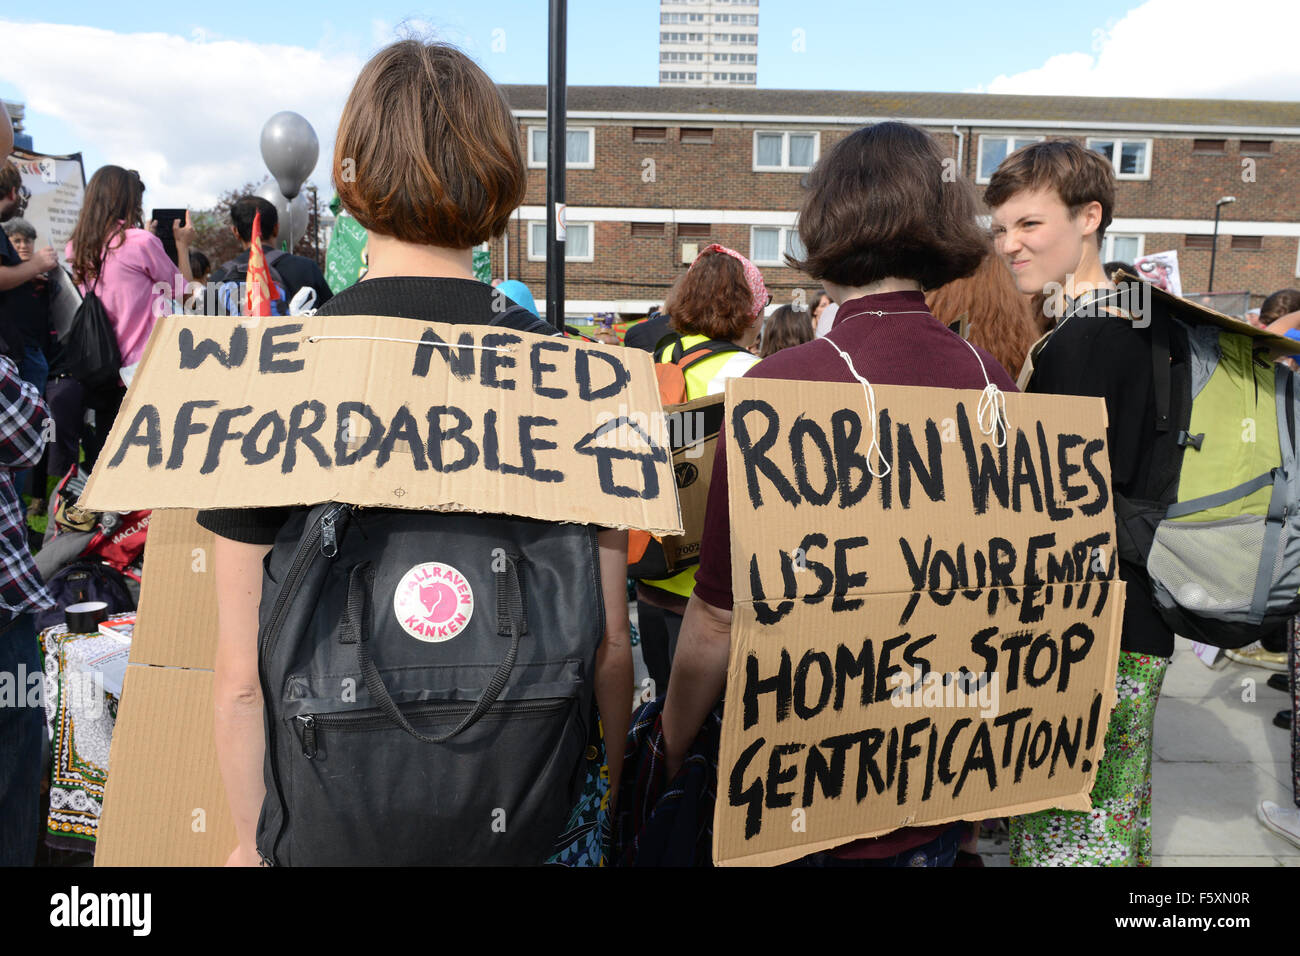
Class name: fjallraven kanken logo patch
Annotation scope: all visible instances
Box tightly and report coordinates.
[393,562,474,642]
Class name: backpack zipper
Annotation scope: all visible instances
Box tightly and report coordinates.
[258,502,350,863]
[294,698,568,759]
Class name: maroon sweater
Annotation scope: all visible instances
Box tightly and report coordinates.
[691,290,1019,859]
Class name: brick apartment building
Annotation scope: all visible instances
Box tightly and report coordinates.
[490,86,1300,321]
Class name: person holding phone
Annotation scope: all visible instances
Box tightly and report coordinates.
[65,166,194,467]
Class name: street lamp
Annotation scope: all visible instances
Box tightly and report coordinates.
[1208,195,1236,293]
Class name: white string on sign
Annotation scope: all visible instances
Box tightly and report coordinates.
[821,337,891,478]
[959,336,1009,449]
[306,334,515,353]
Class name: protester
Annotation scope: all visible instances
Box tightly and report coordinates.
[208,196,331,315]
[0,351,55,865]
[635,244,764,694]
[0,163,57,368]
[624,308,673,352]
[188,249,211,286]
[810,289,831,331]
[757,302,813,358]
[1,218,55,390]
[198,39,632,867]
[926,247,1039,381]
[987,139,1172,867]
[65,166,194,468]
[656,121,1008,867]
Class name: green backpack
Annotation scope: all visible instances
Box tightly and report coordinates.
[1114,280,1300,648]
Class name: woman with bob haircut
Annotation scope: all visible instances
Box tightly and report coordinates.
[758,302,815,358]
[635,244,765,696]
[654,121,1018,867]
[199,40,632,867]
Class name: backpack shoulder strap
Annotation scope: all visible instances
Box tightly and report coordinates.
[674,337,747,370]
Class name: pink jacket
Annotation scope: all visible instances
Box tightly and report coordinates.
[66,227,179,368]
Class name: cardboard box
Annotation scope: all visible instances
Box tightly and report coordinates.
[95,509,235,866]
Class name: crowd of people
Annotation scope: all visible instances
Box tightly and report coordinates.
[0,37,1297,868]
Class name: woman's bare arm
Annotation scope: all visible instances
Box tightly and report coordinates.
[593,529,633,806]
[211,536,271,866]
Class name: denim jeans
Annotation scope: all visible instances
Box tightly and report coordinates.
[787,822,964,868]
[0,613,43,865]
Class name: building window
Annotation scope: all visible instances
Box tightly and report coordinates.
[753,131,818,171]
[632,126,668,143]
[527,126,594,169]
[660,71,704,82]
[713,32,758,44]
[1087,138,1152,179]
[715,13,758,24]
[715,72,756,83]
[1241,140,1273,155]
[660,31,705,42]
[528,221,593,262]
[630,222,664,238]
[1185,235,1215,250]
[1102,233,1144,263]
[976,135,1044,183]
[680,127,713,144]
[661,12,704,23]
[661,51,704,63]
[677,223,711,238]
[1231,235,1263,251]
[750,226,805,266]
[1192,138,1227,154]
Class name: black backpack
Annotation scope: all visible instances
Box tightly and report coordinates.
[254,291,602,866]
[215,249,290,316]
[60,286,123,390]
[34,561,136,635]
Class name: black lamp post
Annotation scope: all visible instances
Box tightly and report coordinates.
[1208,195,1236,293]
[545,0,567,331]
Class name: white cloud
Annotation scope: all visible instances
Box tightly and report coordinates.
[976,0,1300,100]
[2,20,363,208]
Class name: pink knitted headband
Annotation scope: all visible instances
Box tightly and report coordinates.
[692,243,769,319]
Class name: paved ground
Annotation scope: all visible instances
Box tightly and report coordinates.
[629,607,1299,866]
[979,636,1299,867]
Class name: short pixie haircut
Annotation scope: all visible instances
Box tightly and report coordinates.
[788,122,986,290]
[984,139,1116,249]
[332,40,526,249]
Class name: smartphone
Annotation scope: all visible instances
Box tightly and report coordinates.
[151,208,186,265]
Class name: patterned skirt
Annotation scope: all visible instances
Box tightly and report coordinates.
[1010,651,1170,867]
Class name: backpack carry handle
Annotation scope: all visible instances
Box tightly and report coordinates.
[340,560,525,744]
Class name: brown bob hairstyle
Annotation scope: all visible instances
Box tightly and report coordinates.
[788,121,986,290]
[332,40,526,249]
[984,139,1115,249]
[665,249,760,340]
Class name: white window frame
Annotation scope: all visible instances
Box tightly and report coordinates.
[752,130,820,172]
[750,225,803,267]
[1102,233,1145,263]
[975,135,1045,184]
[1087,137,1153,180]
[527,221,594,263]
[526,126,595,170]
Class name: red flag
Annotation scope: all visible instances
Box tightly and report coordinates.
[245,209,283,316]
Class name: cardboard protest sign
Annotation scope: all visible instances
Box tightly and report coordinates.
[79,314,684,535]
[715,379,1124,866]
[656,392,725,571]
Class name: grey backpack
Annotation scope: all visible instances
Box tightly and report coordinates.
[255,503,604,865]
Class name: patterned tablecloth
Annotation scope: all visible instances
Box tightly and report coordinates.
[40,614,132,850]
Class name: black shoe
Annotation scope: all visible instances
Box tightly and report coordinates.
[1276,710,1293,731]
[1268,673,1291,693]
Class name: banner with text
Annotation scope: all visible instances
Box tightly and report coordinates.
[80,314,684,535]
[716,378,1124,866]
[8,149,86,270]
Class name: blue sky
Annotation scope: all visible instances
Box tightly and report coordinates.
[3,1,1297,208]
